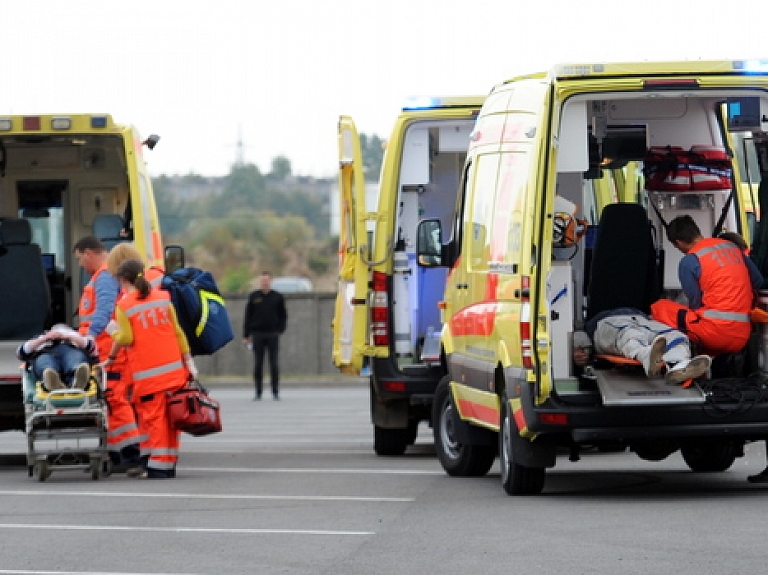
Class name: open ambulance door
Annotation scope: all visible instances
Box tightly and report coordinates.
[332,116,371,374]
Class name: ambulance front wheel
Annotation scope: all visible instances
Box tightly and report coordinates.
[499,393,546,495]
[432,376,495,477]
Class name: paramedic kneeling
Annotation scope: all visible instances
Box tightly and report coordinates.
[650,216,761,356]
[107,259,197,479]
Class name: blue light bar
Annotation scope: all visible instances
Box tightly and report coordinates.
[734,60,768,73]
[91,115,108,128]
[402,96,439,110]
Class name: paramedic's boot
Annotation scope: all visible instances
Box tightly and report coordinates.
[73,363,90,389]
[748,466,768,483]
[665,355,711,385]
[645,336,666,378]
[43,368,65,391]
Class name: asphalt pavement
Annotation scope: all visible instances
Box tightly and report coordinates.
[2,385,768,575]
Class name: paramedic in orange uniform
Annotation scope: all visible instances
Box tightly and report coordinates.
[105,243,165,470]
[108,259,196,479]
[107,243,165,290]
[650,216,761,356]
[75,236,143,470]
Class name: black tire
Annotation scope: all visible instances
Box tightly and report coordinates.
[405,420,419,446]
[432,376,495,477]
[374,425,408,456]
[681,441,738,472]
[499,393,545,495]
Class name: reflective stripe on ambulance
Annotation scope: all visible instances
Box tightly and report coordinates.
[450,381,500,431]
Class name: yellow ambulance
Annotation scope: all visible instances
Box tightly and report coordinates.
[0,114,168,430]
[412,60,768,494]
[333,96,484,455]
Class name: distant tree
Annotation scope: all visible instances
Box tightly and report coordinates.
[151,162,338,293]
[153,175,191,237]
[269,156,292,180]
[360,133,384,181]
[203,162,266,217]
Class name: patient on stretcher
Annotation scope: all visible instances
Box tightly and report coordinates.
[16,324,98,392]
[573,307,711,385]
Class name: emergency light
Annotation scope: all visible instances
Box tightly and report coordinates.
[403,96,438,110]
[50,117,71,130]
[22,117,41,131]
[734,60,768,73]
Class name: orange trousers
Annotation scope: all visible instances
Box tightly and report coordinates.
[133,388,182,475]
[650,299,750,356]
[105,365,144,453]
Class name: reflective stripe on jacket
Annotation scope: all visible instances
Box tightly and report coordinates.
[117,289,188,395]
[690,238,753,320]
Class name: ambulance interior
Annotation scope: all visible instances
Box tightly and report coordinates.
[390,119,474,368]
[549,91,768,401]
[0,134,133,340]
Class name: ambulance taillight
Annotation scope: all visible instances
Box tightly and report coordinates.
[370,271,390,347]
[520,276,533,370]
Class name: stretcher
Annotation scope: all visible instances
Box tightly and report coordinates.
[23,363,109,481]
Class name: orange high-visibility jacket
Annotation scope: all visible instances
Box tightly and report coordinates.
[115,289,189,396]
[78,264,114,362]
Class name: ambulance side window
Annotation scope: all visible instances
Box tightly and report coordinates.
[447,161,474,265]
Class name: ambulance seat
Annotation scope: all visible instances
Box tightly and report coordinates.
[586,203,659,320]
[0,218,51,338]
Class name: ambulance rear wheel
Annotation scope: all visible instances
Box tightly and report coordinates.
[374,425,408,456]
[681,441,738,472]
[499,394,545,495]
[432,376,495,477]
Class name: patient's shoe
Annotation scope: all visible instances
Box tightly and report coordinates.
[646,336,667,378]
[73,363,90,389]
[665,355,711,385]
[43,368,65,391]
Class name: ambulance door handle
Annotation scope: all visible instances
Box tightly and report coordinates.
[456,283,469,289]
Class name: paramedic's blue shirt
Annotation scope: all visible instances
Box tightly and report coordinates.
[679,252,763,310]
[89,271,119,337]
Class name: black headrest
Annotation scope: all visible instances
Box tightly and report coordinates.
[0,218,32,246]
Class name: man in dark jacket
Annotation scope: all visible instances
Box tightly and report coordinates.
[243,271,287,400]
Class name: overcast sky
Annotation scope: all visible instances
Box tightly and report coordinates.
[1,0,764,178]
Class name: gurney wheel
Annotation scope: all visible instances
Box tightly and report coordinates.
[89,458,102,480]
[34,460,50,482]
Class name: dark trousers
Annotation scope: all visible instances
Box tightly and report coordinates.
[252,332,280,396]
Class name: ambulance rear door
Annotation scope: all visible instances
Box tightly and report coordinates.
[332,116,372,374]
[123,125,164,266]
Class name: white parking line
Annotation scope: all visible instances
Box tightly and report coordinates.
[0,490,412,502]
[0,523,373,536]
[182,466,443,475]
[0,572,197,575]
